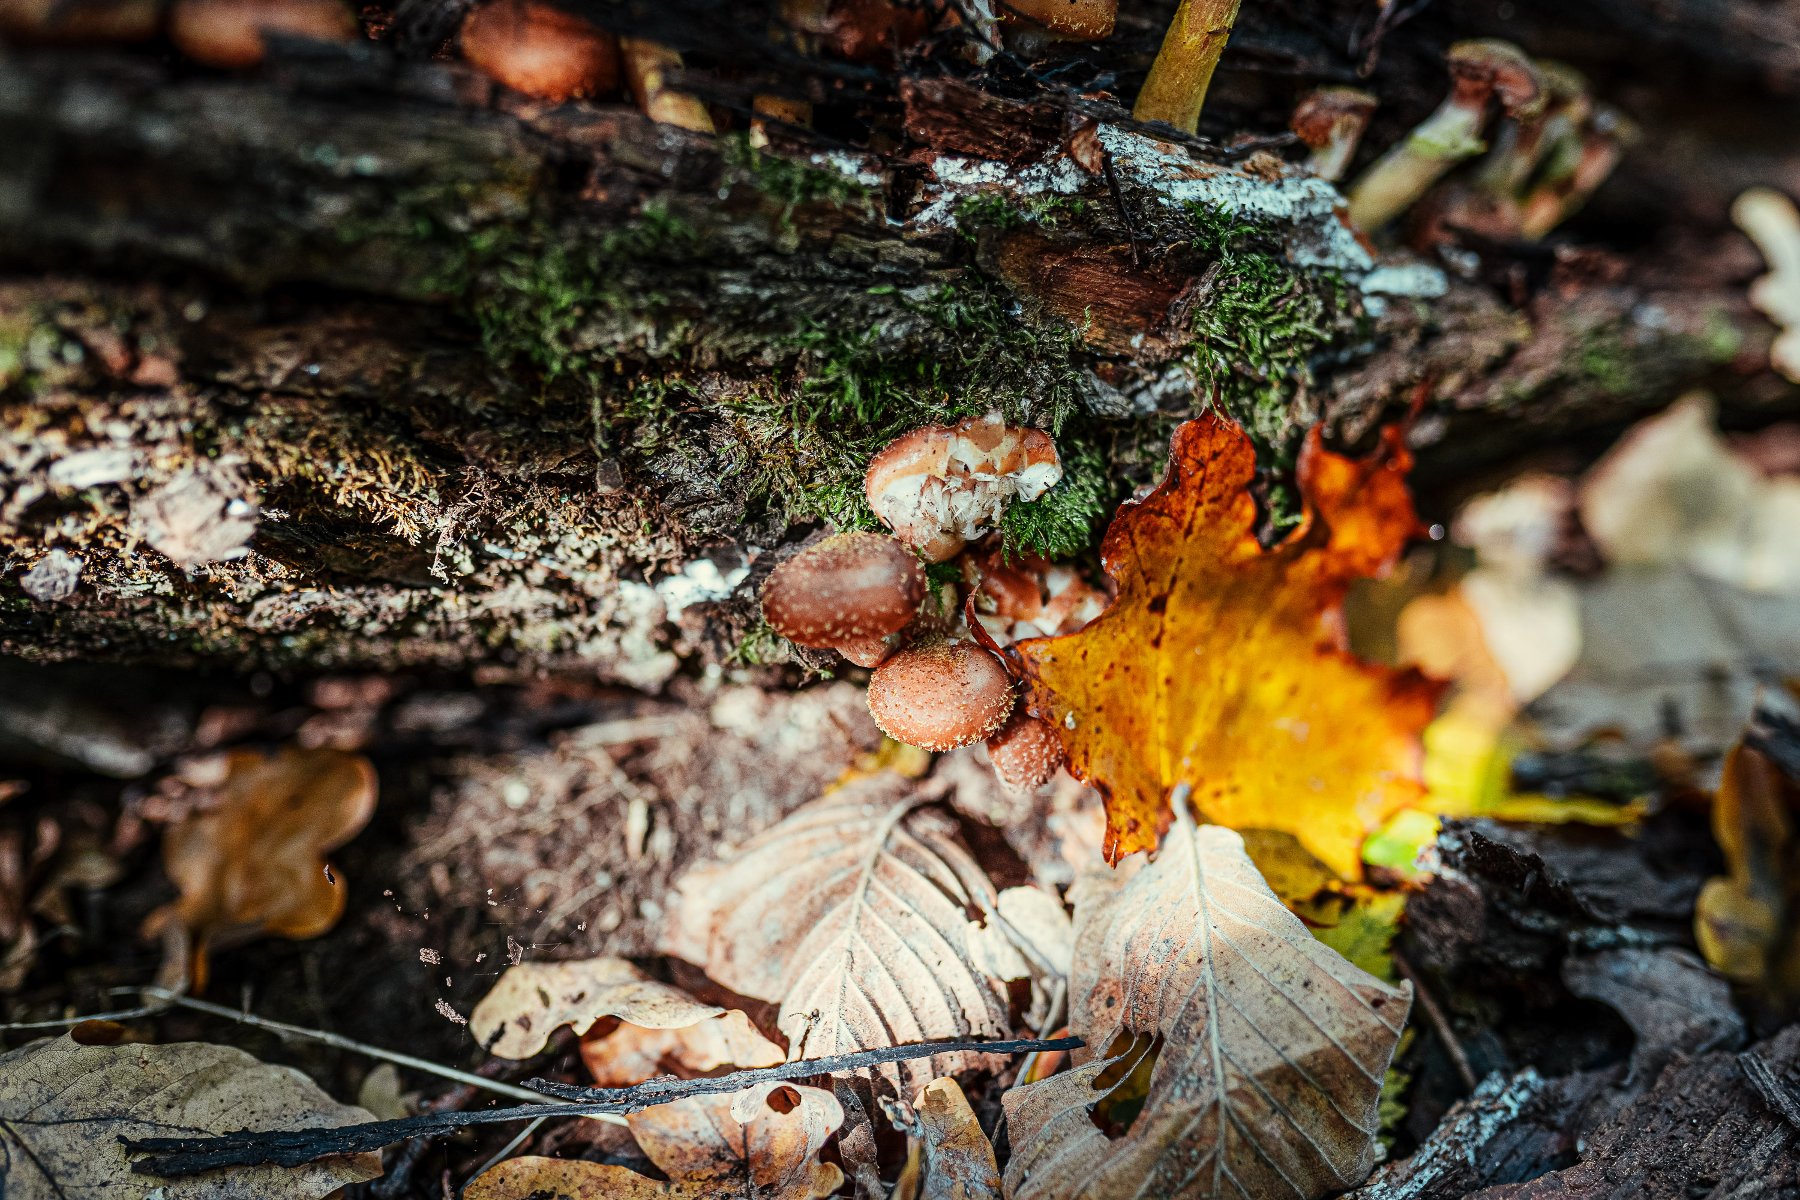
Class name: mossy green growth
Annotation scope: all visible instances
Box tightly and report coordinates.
[1183,202,1347,456]
[741,275,1093,547]
[1000,436,1112,561]
[721,134,872,227]
[469,201,702,394]
[952,192,1093,242]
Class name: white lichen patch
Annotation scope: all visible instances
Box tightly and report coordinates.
[1094,125,1373,273]
[652,555,750,620]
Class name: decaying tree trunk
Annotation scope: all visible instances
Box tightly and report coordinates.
[1,0,1796,679]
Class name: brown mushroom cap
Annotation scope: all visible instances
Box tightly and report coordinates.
[867,639,1014,752]
[461,0,620,103]
[985,709,1068,794]
[1446,39,1543,119]
[999,0,1115,40]
[761,532,927,650]
[168,0,357,68]
[835,634,897,669]
[1289,86,1379,150]
[0,0,159,43]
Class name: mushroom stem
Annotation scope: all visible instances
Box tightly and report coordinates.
[1346,39,1542,231]
[1473,61,1589,198]
[1131,0,1243,135]
[620,37,715,133]
[1289,86,1378,183]
[1517,106,1636,239]
[1731,187,1800,383]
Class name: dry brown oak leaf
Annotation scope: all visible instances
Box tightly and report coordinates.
[1017,413,1441,878]
[908,1076,1004,1200]
[659,771,1025,1096]
[144,747,375,985]
[0,1033,379,1200]
[1003,807,1413,1200]
[469,955,783,1081]
[464,1081,843,1200]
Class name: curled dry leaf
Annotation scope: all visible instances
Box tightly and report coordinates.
[0,1033,379,1200]
[465,1081,843,1200]
[659,771,1020,1095]
[1018,414,1440,876]
[913,1076,1004,1200]
[1003,808,1413,1200]
[581,1007,786,1088]
[144,746,375,985]
[1695,711,1800,1015]
[471,955,735,1058]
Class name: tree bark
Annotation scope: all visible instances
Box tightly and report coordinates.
[1,0,1795,675]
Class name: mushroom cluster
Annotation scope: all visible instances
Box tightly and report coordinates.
[759,418,1089,793]
[1326,41,1636,241]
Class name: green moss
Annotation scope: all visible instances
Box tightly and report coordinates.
[952,192,1093,242]
[729,619,792,667]
[721,134,871,227]
[1000,437,1113,561]
[1183,202,1346,456]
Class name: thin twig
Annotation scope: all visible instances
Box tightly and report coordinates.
[0,1002,168,1032]
[459,1115,547,1197]
[135,988,604,1117]
[1392,950,1478,1093]
[124,1035,1083,1177]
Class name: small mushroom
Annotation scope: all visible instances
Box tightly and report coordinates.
[1473,61,1590,199]
[1346,40,1543,232]
[865,414,1062,563]
[985,708,1068,794]
[459,0,619,103]
[1132,0,1244,135]
[761,532,927,655]
[1516,104,1637,240]
[0,0,158,42]
[168,0,358,68]
[867,639,1014,751]
[1290,87,1378,183]
[1732,187,1800,383]
[1000,0,1116,42]
[620,36,715,133]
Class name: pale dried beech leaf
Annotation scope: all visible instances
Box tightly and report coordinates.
[1003,809,1413,1200]
[470,955,727,1059]
[465,1081,843,1200]
[660,772,1016,1095]
[0,1034,379,1200]
[580,1006,786,1087]
[915,1077,1003,1200]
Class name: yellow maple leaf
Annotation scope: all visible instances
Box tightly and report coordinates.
[1017,414,1441,877]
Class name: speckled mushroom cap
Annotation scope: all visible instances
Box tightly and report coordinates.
[985,709,1068,794]
[760,532,927,650]
[867,640,1014,752]
[461,0,620,102]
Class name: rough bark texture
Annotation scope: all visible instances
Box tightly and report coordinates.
[1,0,1796,678]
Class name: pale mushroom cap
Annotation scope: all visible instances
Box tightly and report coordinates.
[761,532,927,649]
[461,0,620,102]
[867,640,1015,752]
[986,709,1068,794]
[864,415,1063,562]
[169,0,357,68]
